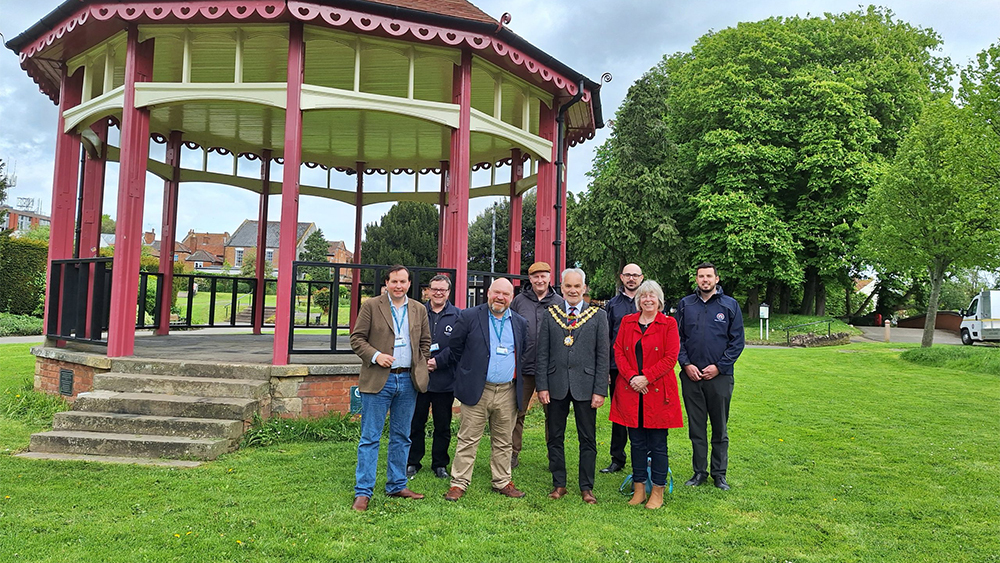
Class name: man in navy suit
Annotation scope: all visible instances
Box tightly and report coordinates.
[444,278,529,501]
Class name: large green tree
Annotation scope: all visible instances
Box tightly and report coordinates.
[363,201,439,270]
[861,98,1000,347]
[577,7,951,311]
[467,191,537,274]
[299,229,330,281]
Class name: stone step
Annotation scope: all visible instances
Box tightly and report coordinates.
[53,411,244,442]
[14,452,203,468]
[109,358,272,381]
[93,373,268,399]
[29,430,231,460]
[73,391,258,421]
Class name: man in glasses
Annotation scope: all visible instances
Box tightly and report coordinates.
[407,275,461,479]
[600,263,644,474]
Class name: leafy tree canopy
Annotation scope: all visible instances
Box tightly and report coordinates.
[363,201,439,269]
[101,214,116,234]
[861,98,1000,346]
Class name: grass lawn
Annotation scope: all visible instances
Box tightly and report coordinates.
[0,342,997,561]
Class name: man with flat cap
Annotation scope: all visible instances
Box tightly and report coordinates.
[510,261,564,468]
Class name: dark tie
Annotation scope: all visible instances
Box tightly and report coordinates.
[569,306,577,326]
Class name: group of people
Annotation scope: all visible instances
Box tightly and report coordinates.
[348,261,745,512]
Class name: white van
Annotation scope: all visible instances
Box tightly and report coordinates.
[960,290,1000,345]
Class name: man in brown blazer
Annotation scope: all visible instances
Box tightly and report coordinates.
[349,265,432,511]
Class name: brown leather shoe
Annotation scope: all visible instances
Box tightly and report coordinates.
[352,496,370,511]
[582,490,597,504]
[387,488,424,499]
[444,486,465,501]
[492,482,526,498]
[548,486,569,499]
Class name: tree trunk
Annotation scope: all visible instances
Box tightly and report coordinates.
[845,286,852,319]
[800,267,817,315]
[922,259,949,348]
[766,281,778,309]
[815,278,826,317]
[852,283,877,317]
[779,283,791,314]
[745,285,760,320]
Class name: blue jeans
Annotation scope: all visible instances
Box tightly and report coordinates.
[628,427,669,486]
[354,372,418,498]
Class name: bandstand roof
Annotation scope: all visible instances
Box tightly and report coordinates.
[7,0,605,202]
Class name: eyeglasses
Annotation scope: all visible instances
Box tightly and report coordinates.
[429,287,450,293]
[621,273,643,279]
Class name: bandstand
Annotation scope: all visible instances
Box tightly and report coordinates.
[8,0,606,367]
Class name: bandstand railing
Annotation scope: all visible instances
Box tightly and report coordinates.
[47,258,114,344]
[467,270,530,307]
[287,262,456,355]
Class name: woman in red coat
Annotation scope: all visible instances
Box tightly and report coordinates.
[611,280,682,509]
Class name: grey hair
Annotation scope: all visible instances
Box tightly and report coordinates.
[561,267,586,286]
[635,280,665,311]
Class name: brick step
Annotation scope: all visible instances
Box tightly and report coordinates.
[110,358,272,381]
[93,373,268,399]
[29,430,231,460]
[53,411,244,442]
[73,391,258,421]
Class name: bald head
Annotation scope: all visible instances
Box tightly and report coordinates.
[620,263,644,295]
[487,278,514,317]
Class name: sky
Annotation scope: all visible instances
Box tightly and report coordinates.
[1,0,998,247]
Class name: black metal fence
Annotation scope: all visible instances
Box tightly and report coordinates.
[467,270,530,307]
[47,258,113,344]
[287,262,457,355]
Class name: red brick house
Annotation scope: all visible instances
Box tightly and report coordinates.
[2,205,50,235]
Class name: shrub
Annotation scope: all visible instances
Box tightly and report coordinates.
[0,234,48,315]
[313,287,332,314]
[0,313,44,337]
[241,412,360,447]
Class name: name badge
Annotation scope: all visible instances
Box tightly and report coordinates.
[394,337,406,348]
[495,346,510,356]
[430,343,440,352]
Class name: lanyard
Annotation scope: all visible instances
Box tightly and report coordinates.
[490,312,508,343]
[391,302,408,336]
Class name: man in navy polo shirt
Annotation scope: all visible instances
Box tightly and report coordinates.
[676,262,745,491]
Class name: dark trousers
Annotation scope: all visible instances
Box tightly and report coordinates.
[680,374,734,477]
[627,427,669,486]
[607,369,629,465]
[545,396,597,491]
[407,390,453,470]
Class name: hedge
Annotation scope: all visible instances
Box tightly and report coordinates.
[0,312,44,336]
[0,234,48,315]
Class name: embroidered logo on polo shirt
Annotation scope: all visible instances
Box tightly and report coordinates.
[715,312,726,322]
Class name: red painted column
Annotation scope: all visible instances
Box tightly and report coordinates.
[558,144,568,274]
[447,51,472,307]
[107,27,154,357]
[42,66,83,336]
[156,130,182,335]
[79,120,109,259]
[272,22,305,366]
[253,150,271,335]
[535,102,557,270]
[349,162,364,330]
[508,149,523,279]
[437,160,449,268]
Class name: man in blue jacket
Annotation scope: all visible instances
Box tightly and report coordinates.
[407,274,461,479]
[444,278,529,501]
[676,262,745,491]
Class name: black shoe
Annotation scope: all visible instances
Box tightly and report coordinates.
[684,472,708,486]
[433,467,449,479]
[511,453,519,469]
[713,476,730,491]
[406,465,418,478]
[599,462,624,474]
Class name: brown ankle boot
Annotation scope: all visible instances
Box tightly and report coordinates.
[645,485,665,509]
[628,482,647,505]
